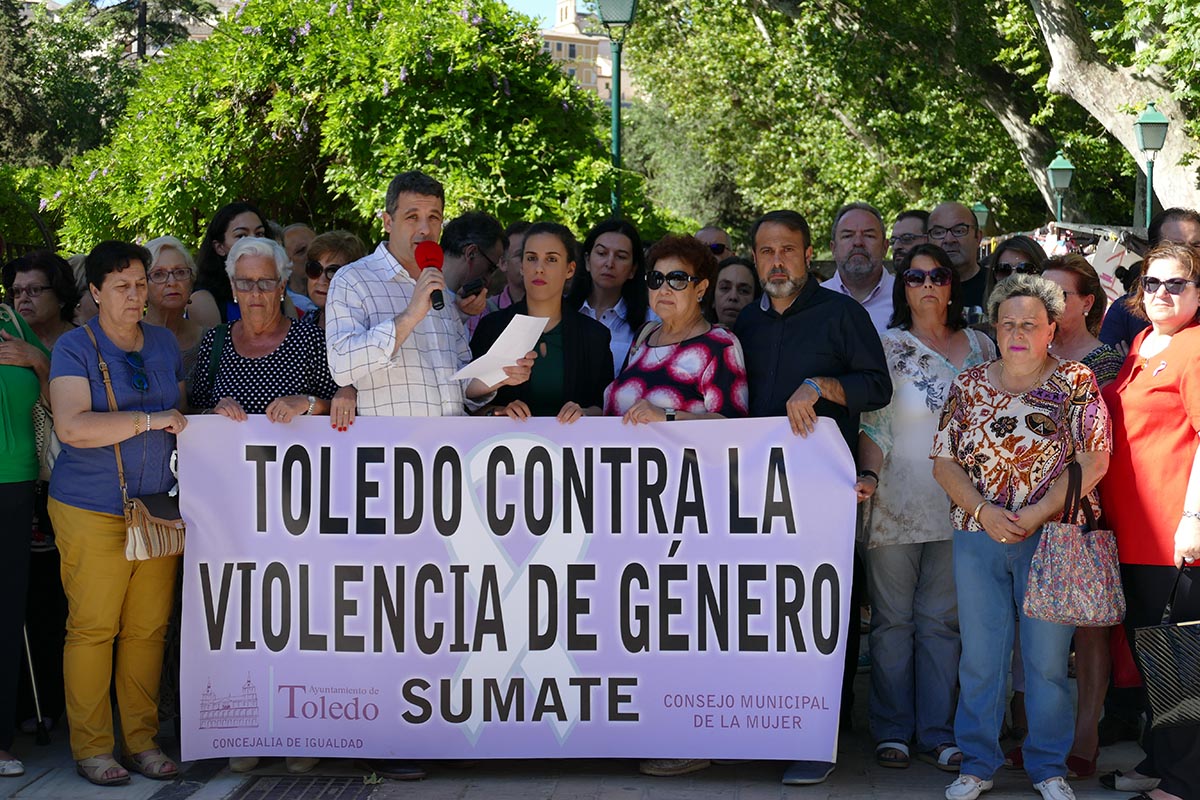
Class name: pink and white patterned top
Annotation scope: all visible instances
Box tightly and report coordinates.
[602,325,750,417]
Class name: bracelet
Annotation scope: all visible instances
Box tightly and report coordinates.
[803,378,823,399]
[145,411,152,433]
[857,469,879,484]
[1183,510,1200,521]
[133,412,141,435]
[971,499,988,522]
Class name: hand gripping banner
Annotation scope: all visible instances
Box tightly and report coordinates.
[178,416,856,761]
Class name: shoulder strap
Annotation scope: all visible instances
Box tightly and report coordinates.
[0,303,24,340]
[632,321,659,350]
[84,325,129,501]
[1060,460,1083,525]
[207,323,228,386]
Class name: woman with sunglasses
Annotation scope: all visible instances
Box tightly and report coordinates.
[304,231,366,433]
[46,241,189,786]
[144,237,207,385]
[471,222,612,422]
[990,235,1049,283]
[567,219,654,376]
[188,237,337,426]
[856,244,995,773]
[1098,242,1200,800]
[605,235,748,432]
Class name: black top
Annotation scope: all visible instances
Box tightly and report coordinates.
[188,319,339,413]
[961,266,990,316]
[733,279,892,453]
[471,303,613,412]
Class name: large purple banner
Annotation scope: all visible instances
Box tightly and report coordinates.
[177,416,855,761]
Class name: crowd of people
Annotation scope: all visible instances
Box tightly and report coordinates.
[0,171,1197,800]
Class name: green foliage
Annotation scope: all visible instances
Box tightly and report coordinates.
[0,165,55,249]
[90,0,218,57]
[624,0,1138,233]
[44,0,675,253]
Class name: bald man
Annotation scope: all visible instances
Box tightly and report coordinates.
[927,202,988,316]
[695,225,733,260]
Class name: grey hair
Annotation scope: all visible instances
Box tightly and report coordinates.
[987,273,1066,324]
[832,202,884,241]
[145,235,198,277]
[225,236,291,282]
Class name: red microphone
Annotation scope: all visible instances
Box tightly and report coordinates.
[414,240,445,311]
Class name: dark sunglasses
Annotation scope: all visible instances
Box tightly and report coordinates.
[126,350,149,392]
[707,243,729,256]
[646,270,703,291]
[305,260,344,281]
[901,267,953,288]
[1142,276,1197,295]
[994,261,1041,279]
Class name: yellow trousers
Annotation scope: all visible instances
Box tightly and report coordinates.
[48,498,179,760]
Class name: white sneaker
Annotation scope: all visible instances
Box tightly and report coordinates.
[945,775,993,800]
[1033,776,1075,800]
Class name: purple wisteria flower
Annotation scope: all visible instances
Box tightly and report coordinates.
[328,2,337,16]
[299,21,311,35]
[88,169,98,182]
[502,77,510,96]
[234,0,247,19]
[382,79,390,96]
[471,14,481,25]
[38,198,48,212]
[399,65,408,81]
[52,190,62,200]
[425,49,433,63]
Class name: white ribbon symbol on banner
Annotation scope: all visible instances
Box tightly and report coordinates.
[442,434,592,743]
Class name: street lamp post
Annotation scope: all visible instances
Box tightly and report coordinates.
[1134,101,1170,230]
[596,0,638,217]
[971,202,989,233]
[1047,150,1075,222]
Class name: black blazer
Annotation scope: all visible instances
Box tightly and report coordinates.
[470,302,613,411]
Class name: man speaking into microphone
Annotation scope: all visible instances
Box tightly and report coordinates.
[326,170,535,417]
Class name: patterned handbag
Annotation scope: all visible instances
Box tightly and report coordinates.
[1134,567,1200,729]
[1023,460,1125,626]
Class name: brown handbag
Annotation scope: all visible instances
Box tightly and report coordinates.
[84,326,185,560]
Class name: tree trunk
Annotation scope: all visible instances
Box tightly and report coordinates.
[1028,0,1200,215]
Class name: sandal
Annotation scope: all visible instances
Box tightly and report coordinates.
[76,755,131,786]
[875,740,910,769]
[126,749,178,780]
[917,744,962,772]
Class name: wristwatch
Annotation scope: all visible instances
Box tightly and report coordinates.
[303,395,316,416]
[664,407,676,422]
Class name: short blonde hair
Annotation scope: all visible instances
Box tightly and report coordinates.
[987,273,1065,324]
[225,236,290,282]
[145,235,198,278]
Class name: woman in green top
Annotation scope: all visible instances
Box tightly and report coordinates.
[0,297,52,777]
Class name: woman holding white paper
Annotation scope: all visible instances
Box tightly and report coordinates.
[470,222,612,422]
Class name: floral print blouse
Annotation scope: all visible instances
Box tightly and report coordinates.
[860,328,996,548]
[930,357,1111,532]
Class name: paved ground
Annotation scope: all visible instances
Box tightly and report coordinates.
[0,673,1144,800]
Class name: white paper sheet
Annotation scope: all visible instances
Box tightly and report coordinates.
[451,314,549,386]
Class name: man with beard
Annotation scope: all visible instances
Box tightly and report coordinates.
[889,210,929,270]
[824,203,893,334]
[927,201,988,318]
[733,209,891,787]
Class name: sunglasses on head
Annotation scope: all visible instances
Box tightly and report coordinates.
[646,270,702,291]
[1142,276,1197,295]
[901,267,953,288]
[994,261,1041,279]
[305,260,344,281]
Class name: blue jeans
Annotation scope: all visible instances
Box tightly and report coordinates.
[952,529,1075,783]
[866,540,959,751]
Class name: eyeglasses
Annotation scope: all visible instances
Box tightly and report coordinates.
[231,277,281,293]
[646,270,702,291]
[901,267,953,288]
[888,233,927,247]
[126,351,149,392]
[472,245,500,275]
[1142,276,1198,295]
[927,223,975,240]
[707,243,730,256]
[11,284,51,299]
[305,260,344,281]
[993,261,1041,279]
[148,268,192,284]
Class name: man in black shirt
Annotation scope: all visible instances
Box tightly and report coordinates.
[733,210,891,786]
[928,202,988,320]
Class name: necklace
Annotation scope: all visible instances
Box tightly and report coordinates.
[652,317,708,347]
[998,358,1050,394]
[911,327,957,364]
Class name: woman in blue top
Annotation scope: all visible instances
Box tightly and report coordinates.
[48,241,187,787]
